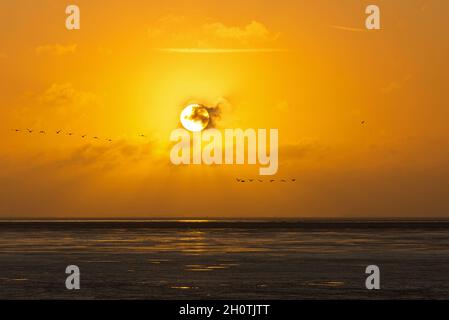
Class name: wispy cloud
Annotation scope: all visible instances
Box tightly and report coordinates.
[38,83,101,107]
[36,44,77,56]
[55,140,156,170]
[154,48,288,53]
[147,16,284,52]
[280,141,328,162]
[330,25,366,32]
[381,74,413,94]
[203,21,280,44]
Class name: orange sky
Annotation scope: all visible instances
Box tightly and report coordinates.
[1,0,449,218]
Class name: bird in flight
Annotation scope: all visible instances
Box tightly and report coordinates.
[67,132,74,136]
[12,129,20,132]
[81,135,87,138]
[139,134,146,138]
[361,121,366,125]
[258,179,264,182]
[93,136,99,139]
[270,179,275,182]
[26,129,33,133]
[39,131,45,134]
[56,130,62,134]
[107,139,112,142]
[291,179,296,182]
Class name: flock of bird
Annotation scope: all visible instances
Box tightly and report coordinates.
[234,122,365,184]
[11,128,148,142]
[236,178,296,183]
[12,121,367,141]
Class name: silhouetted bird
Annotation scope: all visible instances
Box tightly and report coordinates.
[249,179,254,182]
[107,139,112,142]
[291,179,296,182]
[258,179,264,182]
[56,130,62,134]
[27,129,33,133]
[39,131,45,134]
[270,179,275,182]
[81,135,87,138]
[13,129,20,132]
[139,134,146,138]
[67,133,74,136]
[361,121,366,125]
[93,136,99,139]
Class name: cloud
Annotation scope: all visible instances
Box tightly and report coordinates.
[203,21,279,44]
[280,141,328,162]
[184,105,210,128]
[380,82,402,94]
[148,16,284,52]
[0,138,164,218]
[55,140,156,170]
[208,97,234,128]
[38,83,101,107]
[36,44,77,56]
[154,48,287,53]
[381,75,412,94]
[147,14,186,39]
[183,97,233,129]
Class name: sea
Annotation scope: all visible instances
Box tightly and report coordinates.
[1,219,449,299]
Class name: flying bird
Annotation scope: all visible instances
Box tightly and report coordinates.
[39,131,45,134]
[291,179,296,182]
[139,134,146,138]
[67,132,74,136]
[12,129,20,132]
[56,130,62,134]
[270,179,275,182]
[81,135,87,138]
[26,129,33,133]
[258,179,264,182]
[93,136,99,139]
[361,121,366,125]
[107,139,113,142]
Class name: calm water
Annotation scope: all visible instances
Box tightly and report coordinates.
[1,220,449,299]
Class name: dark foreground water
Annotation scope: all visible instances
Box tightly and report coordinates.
[1,220,449,299]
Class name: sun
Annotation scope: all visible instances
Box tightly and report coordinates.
[180,104,210,132]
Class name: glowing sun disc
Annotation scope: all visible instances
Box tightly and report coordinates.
[180,104,210,132]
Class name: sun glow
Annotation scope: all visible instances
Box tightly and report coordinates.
[180,104,210,132]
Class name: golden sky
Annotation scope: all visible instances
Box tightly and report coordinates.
[1,0,449,218]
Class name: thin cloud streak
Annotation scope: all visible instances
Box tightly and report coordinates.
[154,48,289,53]
[330,25,366,32]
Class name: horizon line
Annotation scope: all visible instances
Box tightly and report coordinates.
[1,217,449,222]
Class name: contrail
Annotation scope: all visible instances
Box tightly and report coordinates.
[330,25,366,32]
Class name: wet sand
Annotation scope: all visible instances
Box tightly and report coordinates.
[1,220,449,299]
